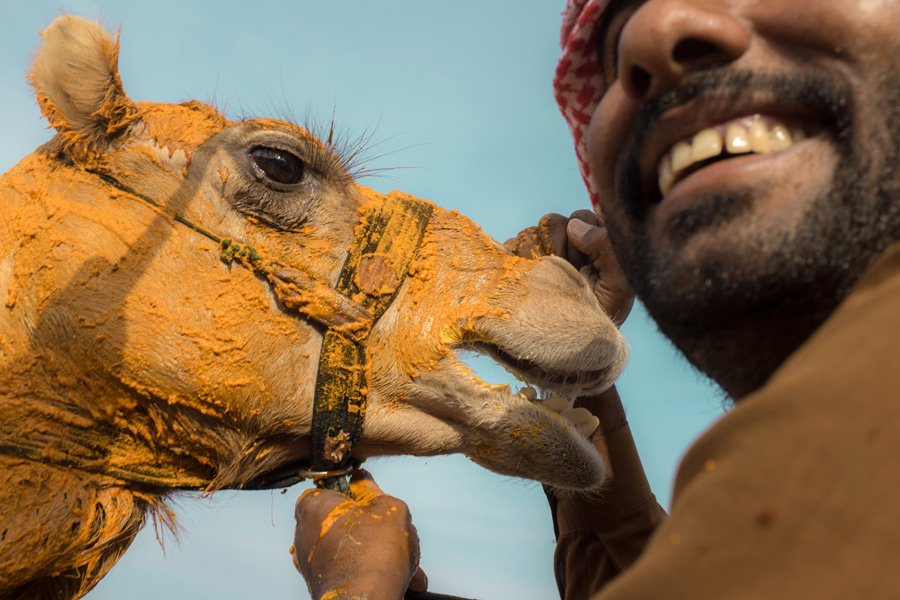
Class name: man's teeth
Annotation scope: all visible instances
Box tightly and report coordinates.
[658,115,807,196]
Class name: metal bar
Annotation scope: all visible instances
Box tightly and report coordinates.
[405,591,478,600]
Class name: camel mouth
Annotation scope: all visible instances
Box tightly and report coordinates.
[452,344,603,441]
[455,339,612,398]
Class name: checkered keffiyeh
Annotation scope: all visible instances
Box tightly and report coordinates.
[554,0,612,215]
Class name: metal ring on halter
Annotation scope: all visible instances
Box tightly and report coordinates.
[296,465,354,480]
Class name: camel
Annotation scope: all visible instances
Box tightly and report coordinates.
[0,16,627,598]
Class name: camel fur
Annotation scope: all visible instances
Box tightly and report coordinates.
[0,16,627,598]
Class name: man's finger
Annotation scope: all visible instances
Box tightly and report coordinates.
[566,209,601,268]
[293,487,354,571]
[567,218,635,324]
[566,217,607,262]
[537,213,571,258]
[583,229,634,325]
[568,209,600,225]
[349,469,387,503]
[504,226,543,259]
[408,566,429,593]
[294,487,351,524]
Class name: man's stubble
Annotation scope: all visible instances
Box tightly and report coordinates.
[608,68,900,398]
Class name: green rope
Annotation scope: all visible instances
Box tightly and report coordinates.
[90,171,276,279]
[218,238,274,276]
[91,171,224,243]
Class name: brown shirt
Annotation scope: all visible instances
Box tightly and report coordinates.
[553,241,900,599]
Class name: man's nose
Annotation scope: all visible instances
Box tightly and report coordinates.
[617,0,750,101]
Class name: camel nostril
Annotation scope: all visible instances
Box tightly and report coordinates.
[672,38,722,65]
[629,65,652,97]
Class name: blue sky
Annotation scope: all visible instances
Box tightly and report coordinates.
[0,2,726,598]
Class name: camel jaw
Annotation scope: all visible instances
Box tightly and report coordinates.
[399,359,610,490]
[373,340,611,490]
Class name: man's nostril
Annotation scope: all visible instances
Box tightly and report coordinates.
[672,38,721,64]
[630,65,652,97]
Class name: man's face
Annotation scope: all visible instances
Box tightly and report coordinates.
[587,0,900,396]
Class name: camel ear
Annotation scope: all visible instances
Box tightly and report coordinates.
[29,15,138,163]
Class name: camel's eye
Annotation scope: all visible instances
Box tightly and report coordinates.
[249,146,304,185]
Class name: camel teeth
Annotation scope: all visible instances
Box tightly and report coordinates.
[539,396,569,414]
[562,407,600,437]
[517,386,538,402]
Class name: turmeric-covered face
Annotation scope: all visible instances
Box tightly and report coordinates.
[0,15,632,596]
[1,16,627,494]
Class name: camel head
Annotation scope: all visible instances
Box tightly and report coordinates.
[1,16,627,498]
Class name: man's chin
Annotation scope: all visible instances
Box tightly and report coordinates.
[645,299,823,399]
[621,193,857,398]
[627,213,874,399]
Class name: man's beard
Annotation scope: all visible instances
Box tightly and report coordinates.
[608,69,900,398]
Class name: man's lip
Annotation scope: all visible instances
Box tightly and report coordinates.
[635,96,827,204]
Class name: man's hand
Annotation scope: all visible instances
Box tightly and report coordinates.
[504,210,634,326]
[292,471,427,600]
[506,211,634,448]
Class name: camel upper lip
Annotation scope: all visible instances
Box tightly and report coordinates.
[460,340,611,396]
[634,95,828,205]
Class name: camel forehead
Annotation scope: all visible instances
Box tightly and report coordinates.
[132,100,326,158]
[133,100,229,156]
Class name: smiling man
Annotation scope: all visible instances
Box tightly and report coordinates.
[293,1,900,598]
[569,0,900,400]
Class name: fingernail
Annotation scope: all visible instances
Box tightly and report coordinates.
[566,217,591,240]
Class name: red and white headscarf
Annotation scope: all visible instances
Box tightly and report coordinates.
[554,0,612,216]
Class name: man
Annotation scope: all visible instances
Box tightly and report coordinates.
[292,0,900,597]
